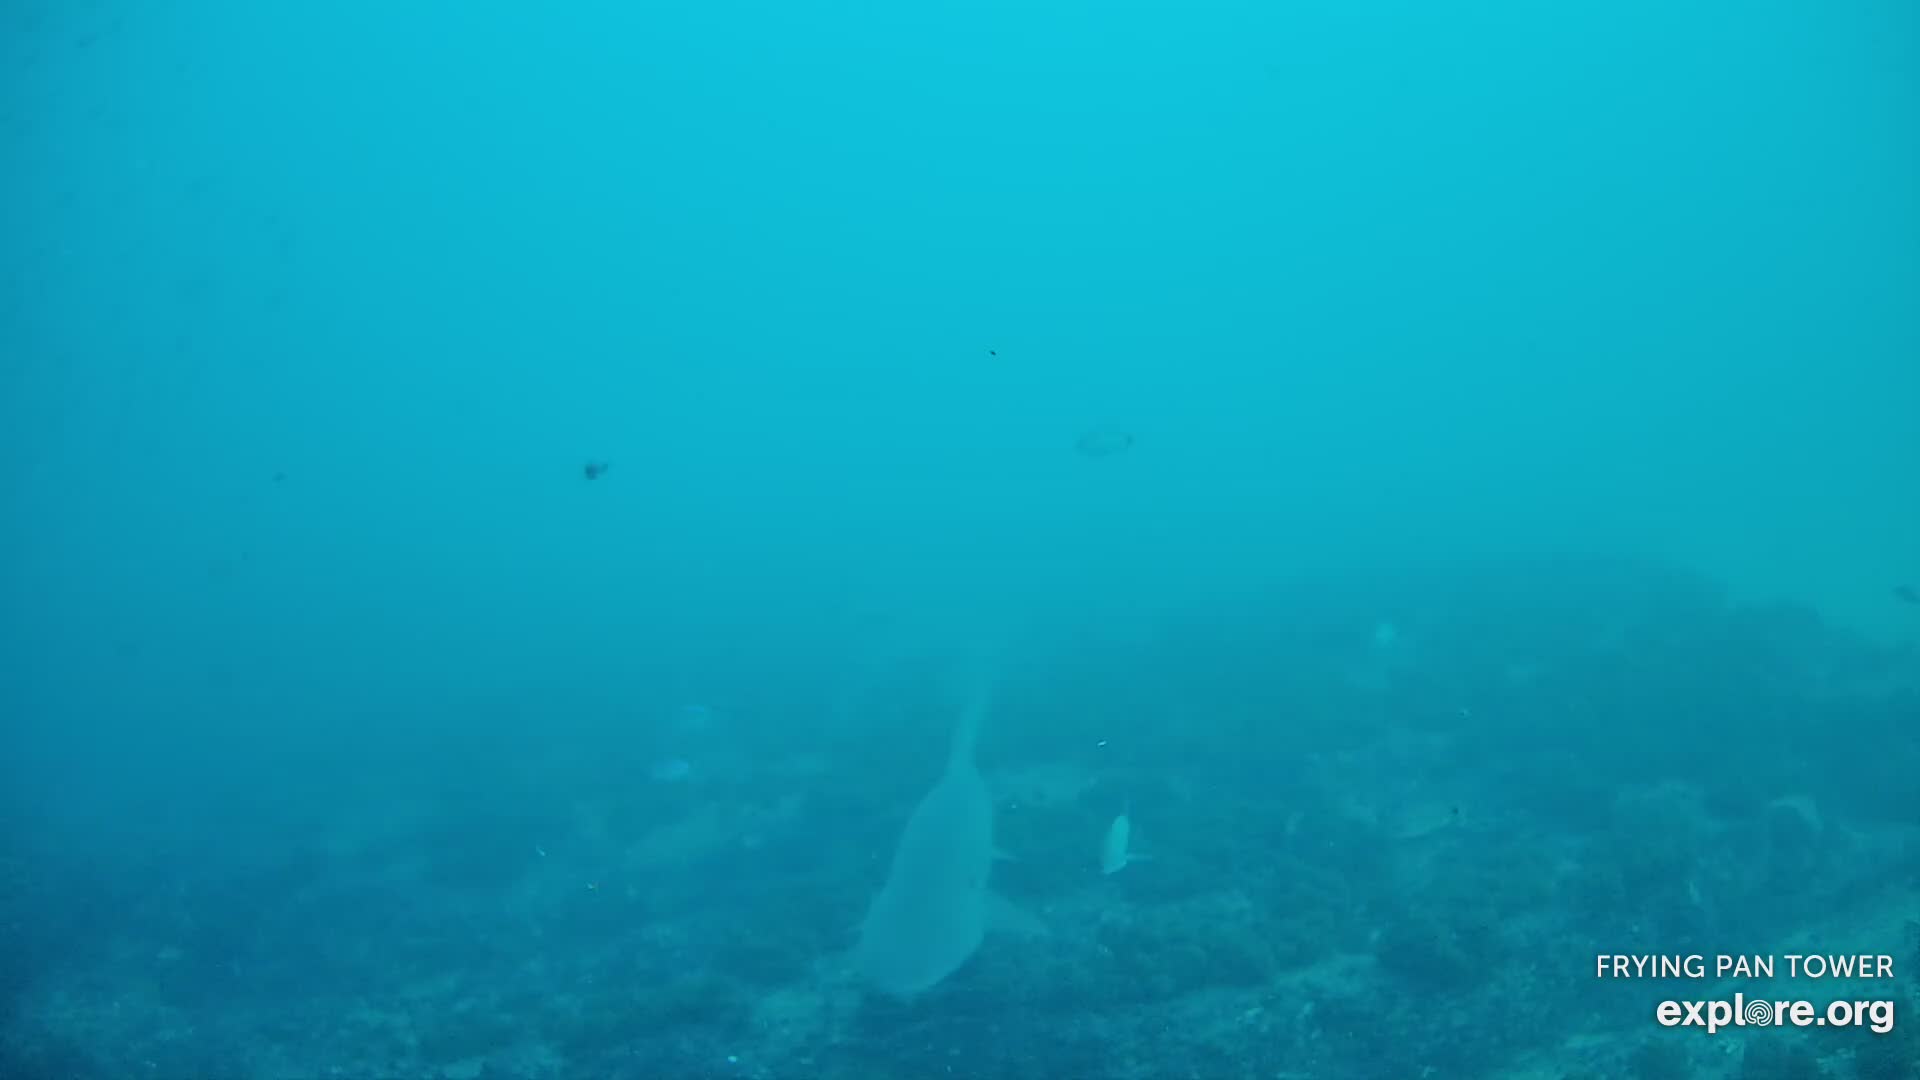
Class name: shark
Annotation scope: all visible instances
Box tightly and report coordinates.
[851,678,1037,996]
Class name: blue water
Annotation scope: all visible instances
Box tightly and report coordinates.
[4,1,1916,1077]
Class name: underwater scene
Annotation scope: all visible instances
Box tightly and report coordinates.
[4,1,1916,1079]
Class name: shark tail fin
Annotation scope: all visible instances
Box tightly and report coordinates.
[948,679,990,771]
[947,653,999,771]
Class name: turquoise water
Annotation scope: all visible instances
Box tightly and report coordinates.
[3,2,1916,1077]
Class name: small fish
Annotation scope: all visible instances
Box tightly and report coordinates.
[648,757,692,783]
[583,461,610,480]
[1075,429,1134,458]
[1894,584,1919,606]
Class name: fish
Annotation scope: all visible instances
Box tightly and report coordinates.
[1074,429,1134,458]
[1099,806,1147,874]
[852,676,1036,995]
[647,757,692,783]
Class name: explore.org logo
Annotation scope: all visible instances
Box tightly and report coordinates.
[1656,993,1895,1035]
[1595,953,1899,1036]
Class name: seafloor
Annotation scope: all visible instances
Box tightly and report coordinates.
[3,560,1916,1079]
